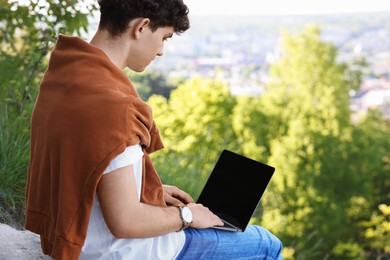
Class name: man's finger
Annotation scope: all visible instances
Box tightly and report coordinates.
[165,196,185,207]
[174,190,194,204]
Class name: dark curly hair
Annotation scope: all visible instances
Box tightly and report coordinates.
[98,0,190,38]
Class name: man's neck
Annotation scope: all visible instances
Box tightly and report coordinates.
[90,30,129,70]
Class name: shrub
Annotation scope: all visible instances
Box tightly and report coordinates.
[0,115,30,229]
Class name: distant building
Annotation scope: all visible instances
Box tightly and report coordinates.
[351,79,390,121]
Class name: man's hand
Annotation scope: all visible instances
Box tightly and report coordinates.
[187,203,224,228]
[162,185,194,206]
[162,186,224,229]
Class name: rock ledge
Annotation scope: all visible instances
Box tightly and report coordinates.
[0,223,50,259]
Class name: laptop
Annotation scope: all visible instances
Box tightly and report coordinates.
[196,149,275,232]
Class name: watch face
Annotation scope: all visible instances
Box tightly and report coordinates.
[182,207,193,223]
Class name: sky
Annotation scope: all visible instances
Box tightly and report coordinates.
[185,0,390,16]
[10,0,390,17]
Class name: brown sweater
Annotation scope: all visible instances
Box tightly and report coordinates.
[25,35,166,259]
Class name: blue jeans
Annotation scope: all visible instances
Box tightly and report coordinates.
[176,225,283,259]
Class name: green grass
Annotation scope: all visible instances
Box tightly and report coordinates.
[0,115,30,229]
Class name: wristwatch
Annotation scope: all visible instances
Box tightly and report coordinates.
[178,206,193,231]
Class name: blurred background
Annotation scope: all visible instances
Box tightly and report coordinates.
[0,0,389,259]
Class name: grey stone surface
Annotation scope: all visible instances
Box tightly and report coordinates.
[0,224,50,260]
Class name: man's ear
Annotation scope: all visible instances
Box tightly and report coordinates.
[132,18,151,39]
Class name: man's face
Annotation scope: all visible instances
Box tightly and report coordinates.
[128,26,174,72]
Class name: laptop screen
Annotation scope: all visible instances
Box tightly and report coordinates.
[196,150,275,231]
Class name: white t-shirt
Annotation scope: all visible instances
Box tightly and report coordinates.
[80,145,186,260]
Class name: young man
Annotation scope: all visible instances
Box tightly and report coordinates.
[25,0,283,259]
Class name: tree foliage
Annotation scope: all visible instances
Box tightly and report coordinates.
[257,25,389,258]
[232,96,273,159]
[148,78,238,198]
[0,0,97,117]
[128,70,180,101]
[360,204,390,259]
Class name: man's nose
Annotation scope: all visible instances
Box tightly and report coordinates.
[157,45,164,56]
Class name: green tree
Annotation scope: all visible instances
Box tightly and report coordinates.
[360,204,390,259]
[259,25,374,258]
[232,95,272,159]
[348,109,390,258]
[351,109,390,207]
[127,70,179,101]
[148,78,238,198]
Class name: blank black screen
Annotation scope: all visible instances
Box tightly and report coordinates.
[196,150,275,231]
